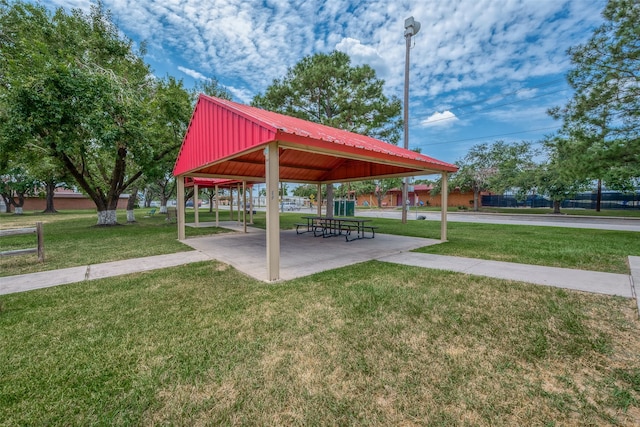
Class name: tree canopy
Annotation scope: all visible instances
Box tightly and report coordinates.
[0,1,194,224]
[252,51,402,144]
[549,0,639,190]
[252,50,403,215]
[448,141,536,211]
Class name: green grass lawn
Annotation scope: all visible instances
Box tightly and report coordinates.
[1,261,639,425]
[2,209,639,277]
[0,209,235,276]
[2,209,640,425]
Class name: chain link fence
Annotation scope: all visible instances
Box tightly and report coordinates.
[482,192,640,210]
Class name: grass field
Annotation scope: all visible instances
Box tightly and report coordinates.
[1,261,639,425]
[0,209,234,276]
[1,209,639,425]
[2,209,640,277]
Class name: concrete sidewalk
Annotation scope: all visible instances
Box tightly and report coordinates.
[0,251,211,295]
[380,253,635,298]
[0,228,637,307]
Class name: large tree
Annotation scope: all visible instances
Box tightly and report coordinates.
[550,0,639,194]
[0,164,38,215]
[535,137,591,214]
[448,141,536,211]
[252,51,402,215]
[0,1,183,225]
[139,76,196,218]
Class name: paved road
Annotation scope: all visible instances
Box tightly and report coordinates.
[219,205,640,232]
[355,209,640,232]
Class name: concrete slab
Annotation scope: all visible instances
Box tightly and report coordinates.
[0,266,87,295]
[182,229,442,282]
[380,252,633,297]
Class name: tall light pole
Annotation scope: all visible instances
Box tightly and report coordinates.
[402,16,420,224]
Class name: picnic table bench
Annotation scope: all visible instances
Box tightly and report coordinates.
[297,216,377,241]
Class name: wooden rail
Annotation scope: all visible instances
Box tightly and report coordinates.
[0,222,44,262]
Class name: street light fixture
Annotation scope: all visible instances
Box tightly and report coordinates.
[402,16,420,224]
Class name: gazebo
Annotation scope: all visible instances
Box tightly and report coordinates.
[173,95,458,281]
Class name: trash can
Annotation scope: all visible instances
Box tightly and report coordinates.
[334,200,355,216]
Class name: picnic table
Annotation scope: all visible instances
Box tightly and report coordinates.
[296,216,378,241]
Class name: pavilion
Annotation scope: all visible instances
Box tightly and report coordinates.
[173,95,458,281]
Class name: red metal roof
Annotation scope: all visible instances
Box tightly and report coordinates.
[173,95,457,182]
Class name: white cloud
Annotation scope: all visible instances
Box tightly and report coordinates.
[39,0,607,130]
[335,37,389,78]
[177,66,207,80]
[421,111,459,128]
[226,86,254,104]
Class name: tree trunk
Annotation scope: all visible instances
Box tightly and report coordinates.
[143,188,151,208]
[473,189,480,211]
[97,209,118,225]
[13,192,26,214]
[43,180,58,213]
[95,196,121,225]
[56,150,130,226]
[126,186,138,223]
[596,178,602,212]
[552,200,561,214]
[159,193,168,214]
[376,189,383,208]
[326,184,334,217]
[1,194,11,213]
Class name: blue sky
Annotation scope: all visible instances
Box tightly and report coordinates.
[41,0,608,164]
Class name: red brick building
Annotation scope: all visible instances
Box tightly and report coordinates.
[5,189,129,212]
[355,184,480,208]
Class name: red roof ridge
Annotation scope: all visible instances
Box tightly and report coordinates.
[197,95,455,168]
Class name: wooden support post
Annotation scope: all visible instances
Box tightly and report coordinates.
[177,176,185,240]
[249,185,254,224]
[242,180,247,233]
[194,183,200,227]
[265,142,280,281]
[441,172,448,242]
[237,183,241,226]
[215,184,219,227]
[317,183,322,217]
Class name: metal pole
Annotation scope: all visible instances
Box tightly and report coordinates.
[401,31,411,224]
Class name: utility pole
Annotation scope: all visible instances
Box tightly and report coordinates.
[402,16,420,224]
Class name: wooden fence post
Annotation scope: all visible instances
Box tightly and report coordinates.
[36,222,44,262]
[0,222,44,262]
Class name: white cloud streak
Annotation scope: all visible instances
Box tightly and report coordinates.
[177,66,207,80]
[41,0,606,105]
